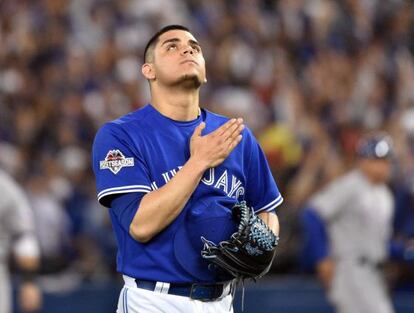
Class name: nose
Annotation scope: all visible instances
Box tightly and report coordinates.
[181,45,194,55]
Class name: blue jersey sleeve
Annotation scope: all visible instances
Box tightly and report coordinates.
[92,123,152,207]
[244,129,283,213]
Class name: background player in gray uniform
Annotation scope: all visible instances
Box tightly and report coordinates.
[308,134,395,313]
[0,168,42,313]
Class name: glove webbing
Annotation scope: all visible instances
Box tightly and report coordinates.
[248,216,278,251]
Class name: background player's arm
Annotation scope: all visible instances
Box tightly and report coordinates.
[14,245,42,313]
[316,257,334,291]
[129,118,244,243]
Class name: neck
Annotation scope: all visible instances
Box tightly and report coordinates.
[151,84,200,121]
[358,164,383,185]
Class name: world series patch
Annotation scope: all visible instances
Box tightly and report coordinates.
[100,150,134,174]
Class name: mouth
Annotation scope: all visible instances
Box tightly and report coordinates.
[180,59,199,65]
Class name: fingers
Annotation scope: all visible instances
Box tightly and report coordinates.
[192,122,206,138]
[227,134,243,153]
[215,118,238,136]
[216,118,244,152]
[214,118,243,138]
[190,117,244,168]
[225,121,244,143]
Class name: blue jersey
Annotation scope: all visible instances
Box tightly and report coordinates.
[92,104,283,283]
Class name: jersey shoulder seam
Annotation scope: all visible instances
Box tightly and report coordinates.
[109,107,152,129]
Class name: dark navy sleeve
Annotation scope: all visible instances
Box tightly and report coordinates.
[109,192,144,232]
[92,123,152,208]
[244,128,283,213]
[300,207,329,271]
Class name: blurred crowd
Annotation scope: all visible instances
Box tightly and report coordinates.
[1,0,414,291]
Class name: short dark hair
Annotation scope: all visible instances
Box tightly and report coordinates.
[143,25,191,63]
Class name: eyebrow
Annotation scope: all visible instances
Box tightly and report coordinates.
[160,38,201,47]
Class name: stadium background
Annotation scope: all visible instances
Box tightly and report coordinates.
[0,0,413,312]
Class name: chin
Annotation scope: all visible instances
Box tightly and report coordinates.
[173,74,202,89]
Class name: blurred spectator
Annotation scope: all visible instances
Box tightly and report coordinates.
[0,168,42,313]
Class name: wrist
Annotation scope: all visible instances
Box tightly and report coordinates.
[187,157,209,175]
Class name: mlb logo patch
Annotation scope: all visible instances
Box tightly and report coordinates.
[100,149,134,174]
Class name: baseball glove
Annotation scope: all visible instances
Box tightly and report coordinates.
[201,201,279,280]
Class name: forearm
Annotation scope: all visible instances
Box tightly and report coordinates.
[258,212,280,236]
[15,254,42,313]
[130,157,207,242]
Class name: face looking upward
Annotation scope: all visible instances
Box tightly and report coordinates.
[142,29,207,89]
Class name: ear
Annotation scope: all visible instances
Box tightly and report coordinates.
[142,63,155,80]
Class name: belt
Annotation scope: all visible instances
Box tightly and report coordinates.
[358,257,385,269]
[122,275,233,301]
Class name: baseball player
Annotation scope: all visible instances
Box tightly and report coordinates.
[92,25,283,313]
[0,168,42,313]
[305,134,395,313]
